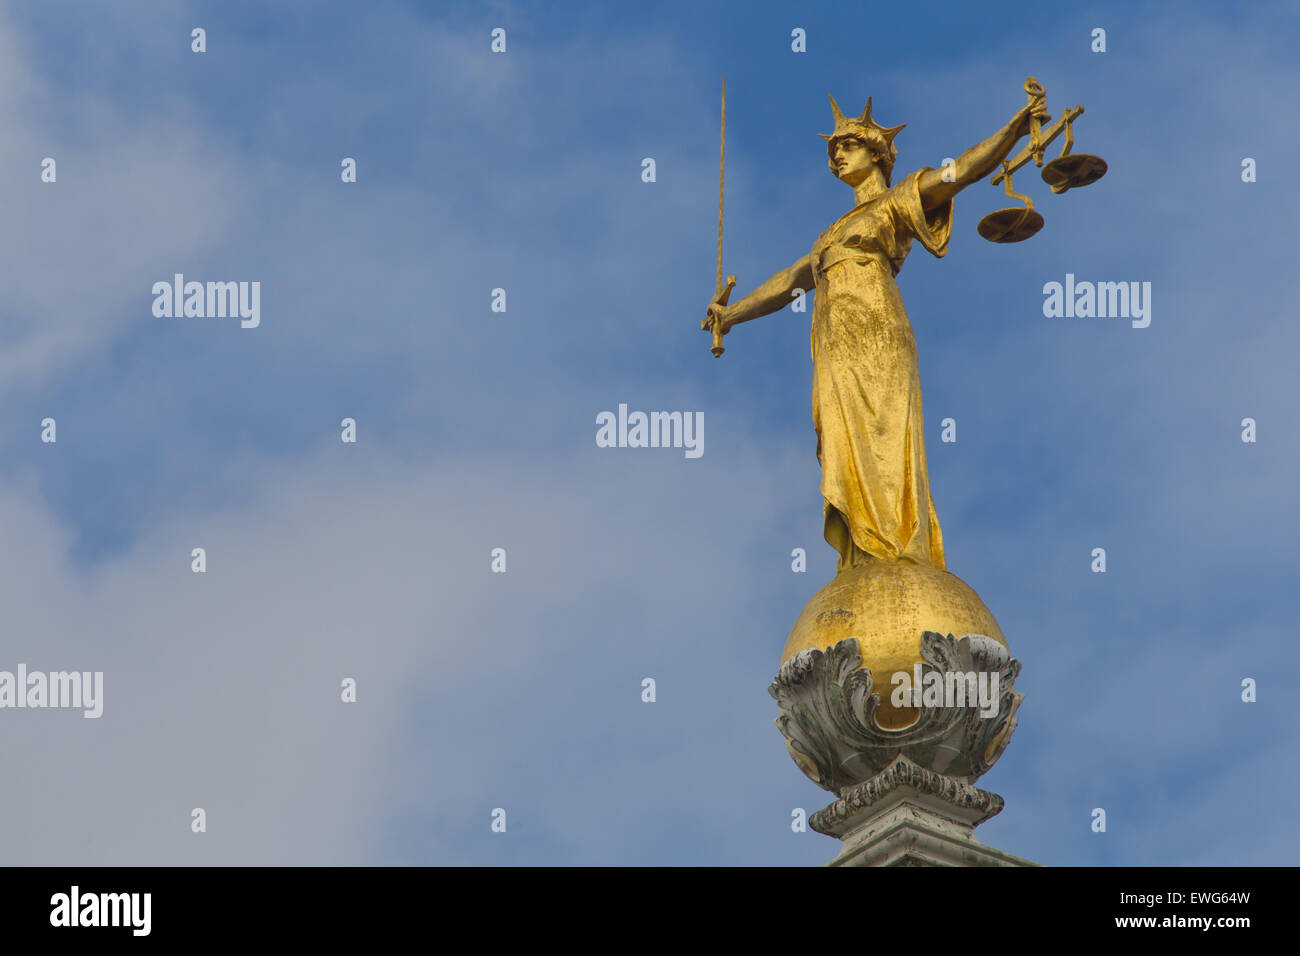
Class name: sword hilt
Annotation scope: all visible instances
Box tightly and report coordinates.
[704,276,737,357]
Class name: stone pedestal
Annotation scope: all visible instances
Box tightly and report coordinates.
[769,633,1038,866]
[810,754,1039,867]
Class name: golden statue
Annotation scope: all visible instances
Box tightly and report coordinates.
[706,79,1104,729]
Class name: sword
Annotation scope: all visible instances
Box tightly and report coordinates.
[704,76,736,357]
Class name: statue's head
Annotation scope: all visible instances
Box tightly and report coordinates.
[820,95,905,187]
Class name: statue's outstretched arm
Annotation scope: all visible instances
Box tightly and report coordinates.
[706,254,815,335]
[918,103,1049,210]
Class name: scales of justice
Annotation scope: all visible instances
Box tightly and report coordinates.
[701,77,1105,866]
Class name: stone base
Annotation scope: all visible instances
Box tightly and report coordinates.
[810,754,1040,867]
[770,634,1023,790]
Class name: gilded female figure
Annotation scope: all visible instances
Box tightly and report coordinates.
[706,95,1049,573]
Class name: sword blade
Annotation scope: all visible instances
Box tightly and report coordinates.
[716,76,725,295]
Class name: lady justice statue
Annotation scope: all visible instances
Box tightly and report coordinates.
[703,80,1099,736]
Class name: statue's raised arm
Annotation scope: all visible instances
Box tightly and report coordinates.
[916,94,1050,210]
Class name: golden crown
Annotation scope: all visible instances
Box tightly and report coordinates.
[818,95,906,152]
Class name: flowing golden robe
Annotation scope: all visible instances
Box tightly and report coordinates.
[809,168,953,572]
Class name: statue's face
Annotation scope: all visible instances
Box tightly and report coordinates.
[831,136,876,185]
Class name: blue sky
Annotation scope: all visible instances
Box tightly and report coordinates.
[0,0,1297,865]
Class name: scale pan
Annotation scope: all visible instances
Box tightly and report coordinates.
[1042,154,1107,193]
[977,207,1044,243]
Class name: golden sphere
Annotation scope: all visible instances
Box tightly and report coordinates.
[782,560,1007,730]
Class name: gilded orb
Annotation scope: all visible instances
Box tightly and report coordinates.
[782,559,1006,730]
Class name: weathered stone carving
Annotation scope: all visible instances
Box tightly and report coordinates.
[768,631,1023,793]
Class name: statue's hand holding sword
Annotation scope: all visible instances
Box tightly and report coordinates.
[700,77,737,358]
[703,276,736,357]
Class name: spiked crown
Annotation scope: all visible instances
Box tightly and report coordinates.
[820,95,906,184]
